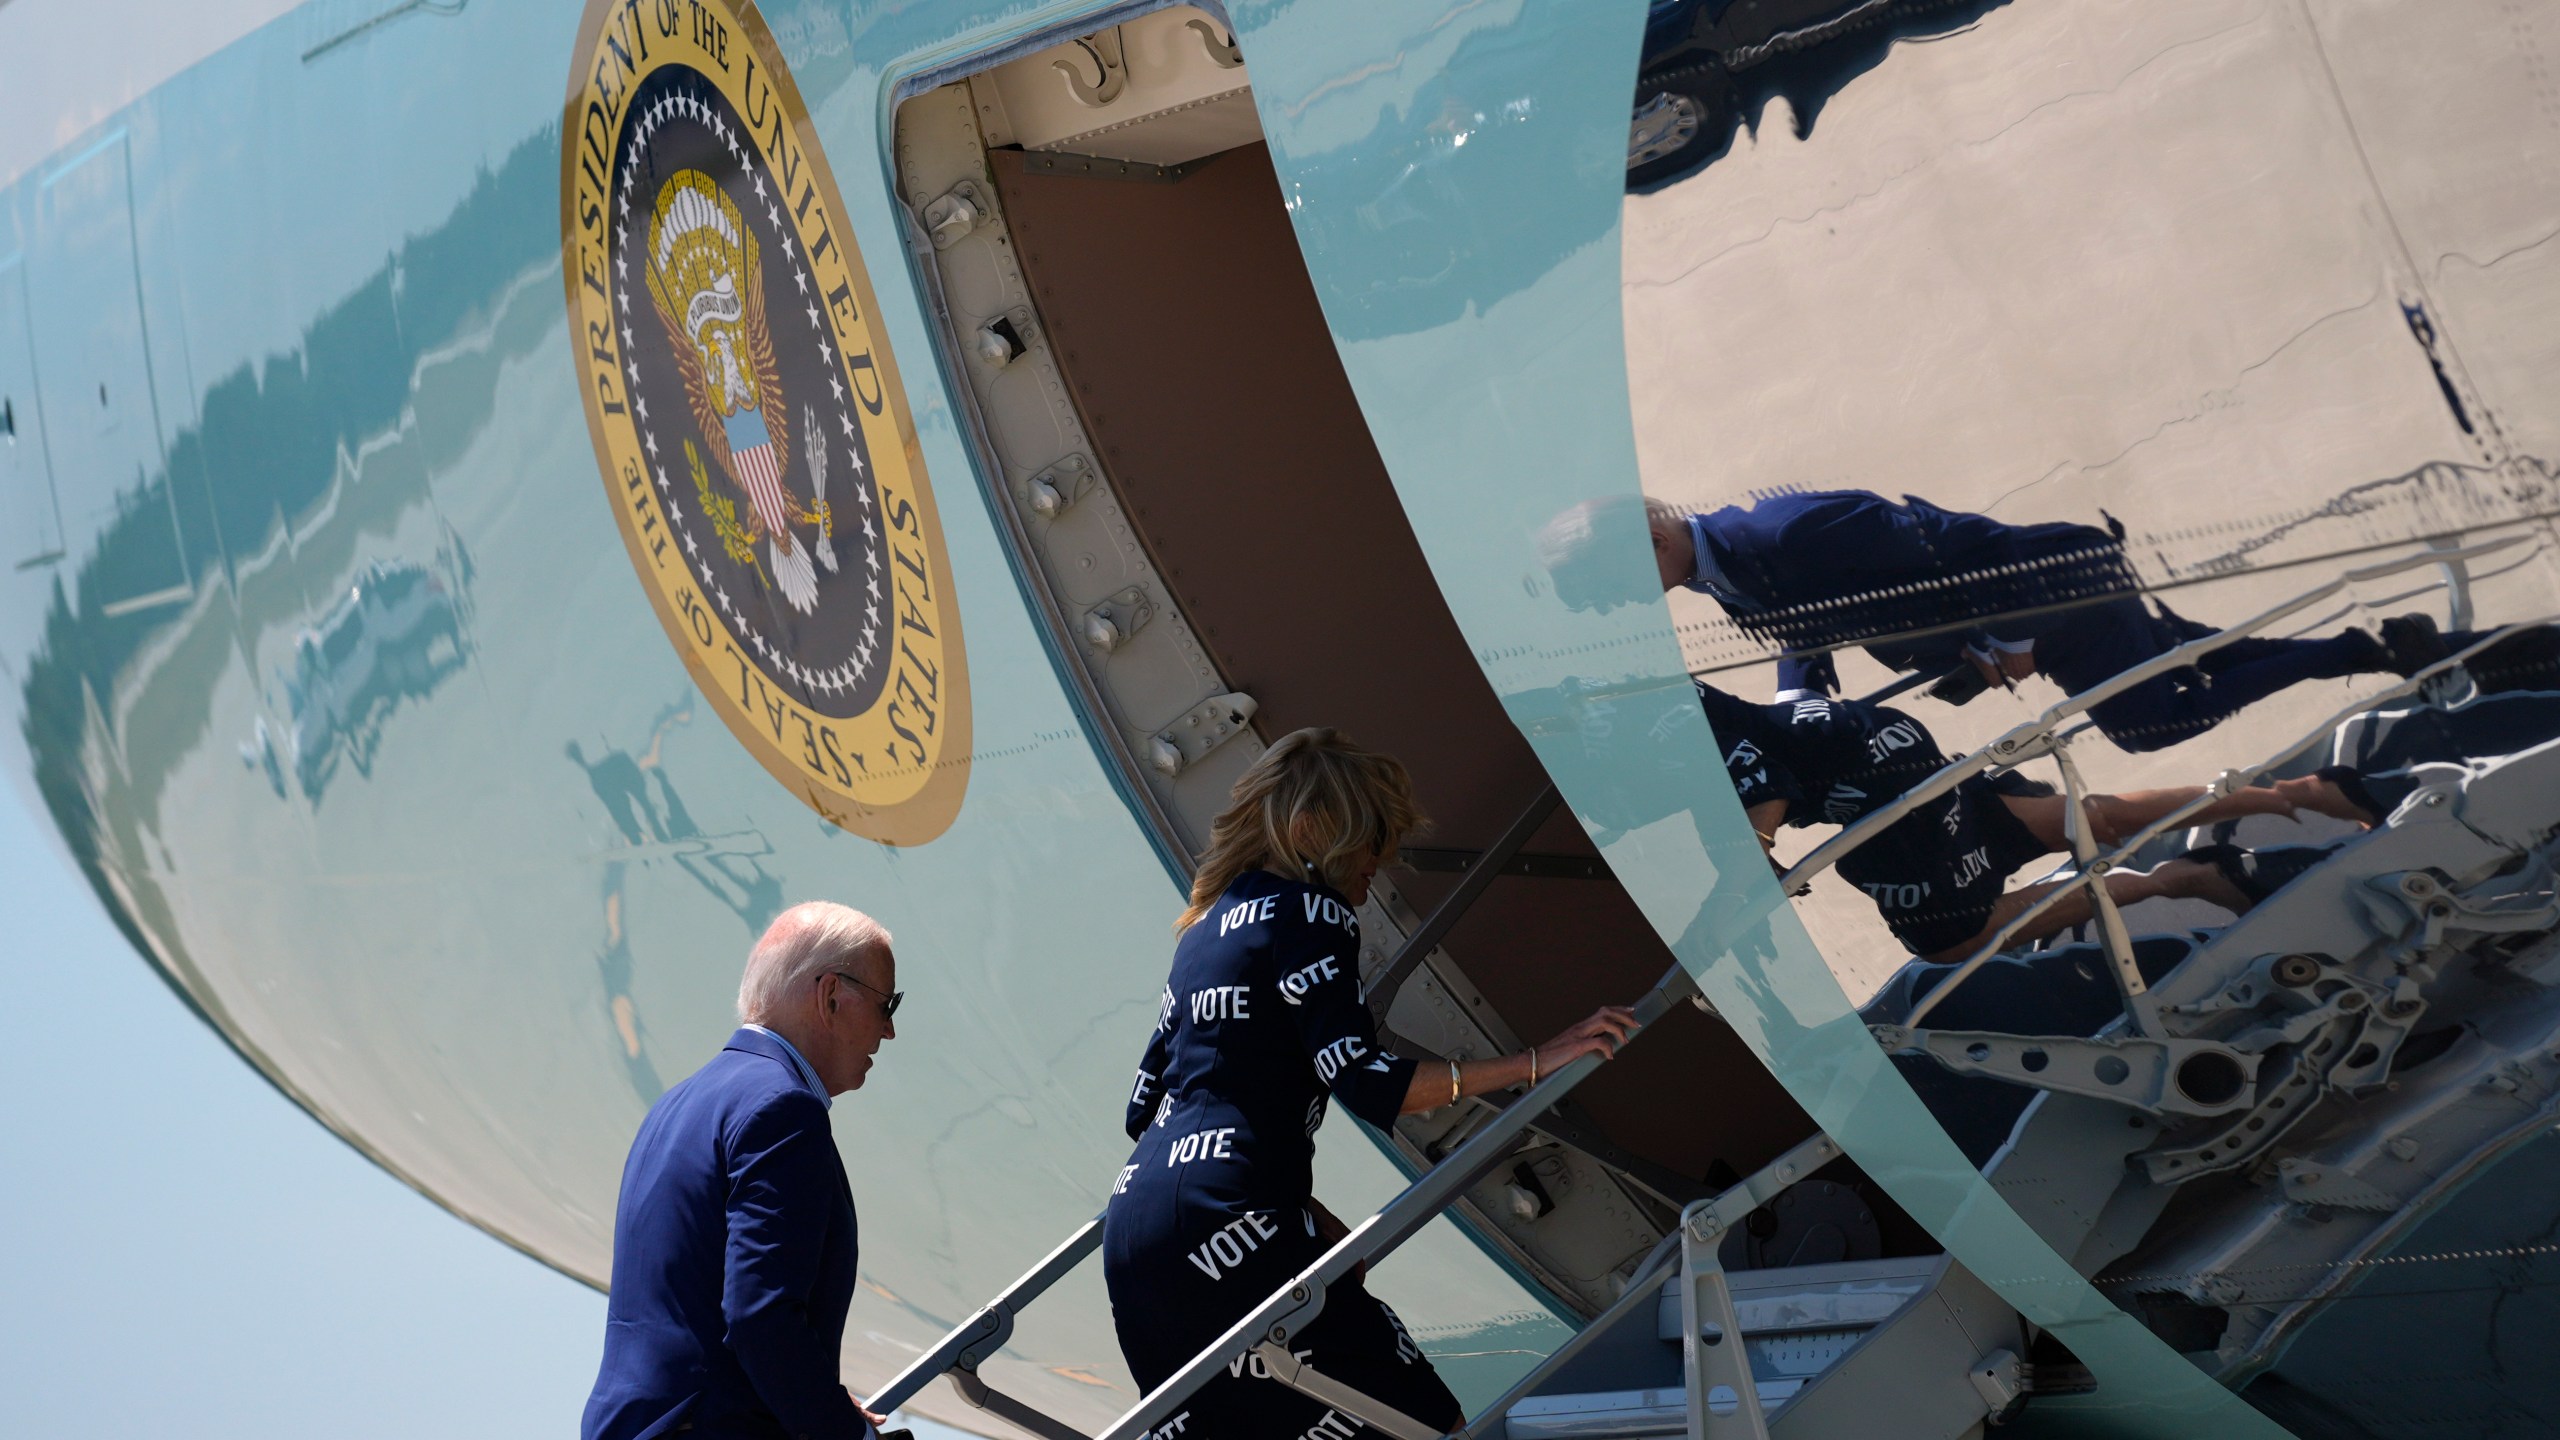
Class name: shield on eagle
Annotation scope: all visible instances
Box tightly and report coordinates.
[641,169,833,614]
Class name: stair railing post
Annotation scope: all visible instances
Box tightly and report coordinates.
[1679,1215,1765,1440]
[1670,1133,1838,1440]
[1898,617,2553,1029]
[1248,1341,1445,1440]
[2047,737,2156,1034]
[1777,540,2525,898]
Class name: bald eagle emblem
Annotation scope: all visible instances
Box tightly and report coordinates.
[642,169,837,614]
[566,0,972,844]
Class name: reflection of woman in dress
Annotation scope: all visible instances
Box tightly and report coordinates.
[1104,729,1637,1438]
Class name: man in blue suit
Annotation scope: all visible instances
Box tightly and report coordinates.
[1540,490,2448,752]
[583,901,901,1440]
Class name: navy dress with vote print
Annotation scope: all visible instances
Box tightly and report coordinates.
[1700,686,2053,957]
[1104,868,1462,1440]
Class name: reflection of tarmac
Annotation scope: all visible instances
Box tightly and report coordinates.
[1623,0,2560,998]
[569,697,785,1102]
[1625,0,2559,610]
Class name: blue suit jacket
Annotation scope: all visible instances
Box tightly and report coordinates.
[583,1028,865,1440]
[1692,490,2135,674]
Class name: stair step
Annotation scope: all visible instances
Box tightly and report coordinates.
[1651,1253,1944,1341]
[1506,1381,1808,1440]
[1508,1255,1953,1439]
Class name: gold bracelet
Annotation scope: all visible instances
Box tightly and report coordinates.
[1528,1048,1539,1087]
[1448,1059,1461,1106]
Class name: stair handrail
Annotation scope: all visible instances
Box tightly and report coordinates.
[866,1214,1106,1430]
[1893,616,2552,1030]
[869,544,2524,1436]
[1776,539,2521,898]
[1086,971,1699,1440]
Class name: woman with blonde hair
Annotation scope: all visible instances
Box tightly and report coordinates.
[1104,728,1637,1438]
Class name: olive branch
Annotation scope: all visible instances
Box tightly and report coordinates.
[686,439,761,577]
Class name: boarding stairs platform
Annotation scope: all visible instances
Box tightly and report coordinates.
[1496,1253,2020,1440]
[871,1124,2036,1440]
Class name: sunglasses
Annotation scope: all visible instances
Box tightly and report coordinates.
[829,970,903,1021]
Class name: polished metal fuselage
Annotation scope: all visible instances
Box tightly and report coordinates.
[5,0,2558,1435]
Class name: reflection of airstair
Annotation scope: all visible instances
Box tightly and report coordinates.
[1823,541,2560,1384]
[860,778,2055,1440]
[876,544,2560,1440]
[858,760,2049,1440]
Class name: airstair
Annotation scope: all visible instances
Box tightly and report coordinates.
[872,541,2560,1440]
[871,1121,2034,1440]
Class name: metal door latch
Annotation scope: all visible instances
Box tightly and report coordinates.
[1023,453,1092,518]
[1151,692,1257,776]
[1083,586,1156,653]
[921,180,991,249]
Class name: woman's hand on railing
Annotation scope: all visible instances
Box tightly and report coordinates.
[1535,1006,1639,1079]
[1397,1005,1641,1114]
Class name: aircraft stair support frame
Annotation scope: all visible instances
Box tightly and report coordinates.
[1773,539,2523,906]
[1670,1135,1850,1440]
[1891,611,2553,1040]
[870,1125,1852,1440]
[1724,538,2537,1054]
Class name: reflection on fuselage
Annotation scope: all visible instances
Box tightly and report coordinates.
[1624,0,2560,984]
[24,122,557,949]
[4,0,2553,1427]
[260,553,473,801]
[1628,0,2023,189]
[570,695,788,1104]
[1623,0,2560,1420]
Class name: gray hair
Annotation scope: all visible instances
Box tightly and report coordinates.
[1536,493,1687,609]
[737,901,893,1024]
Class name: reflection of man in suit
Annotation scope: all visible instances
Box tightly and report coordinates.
[1541,490,2446,752]
[570,704,786,936]
[582,902,901,1440]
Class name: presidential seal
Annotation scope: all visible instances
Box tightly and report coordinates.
[564,0,969,843]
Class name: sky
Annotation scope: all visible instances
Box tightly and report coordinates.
[0,790,983,1437]
[0,792,612,1434]
[0,0,303,189]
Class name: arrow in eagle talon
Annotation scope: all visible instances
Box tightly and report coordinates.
[804,403,840,574]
